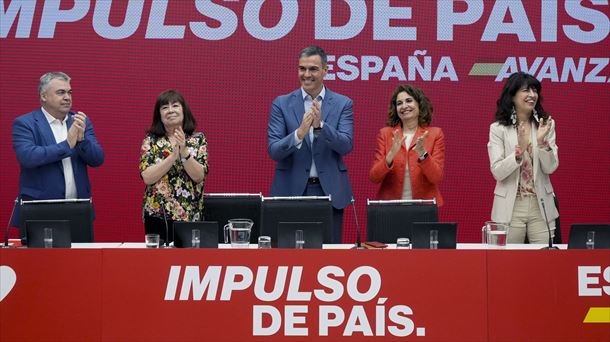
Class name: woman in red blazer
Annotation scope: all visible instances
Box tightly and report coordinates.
[369,85,445,206]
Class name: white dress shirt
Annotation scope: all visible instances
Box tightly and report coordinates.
[293,87,326,178]
[42,107,77,199]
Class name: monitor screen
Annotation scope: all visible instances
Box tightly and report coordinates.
[366,202,438,243]
[277,222,324,249]
[411,222,458,249]
[25,220,71,248]
[261,197,333,244]
[568,224,610,249]
[173,221,218,248]
[19,199,93,242]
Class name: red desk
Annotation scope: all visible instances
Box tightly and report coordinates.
[1,248,608,341]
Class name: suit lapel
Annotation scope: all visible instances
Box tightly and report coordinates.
[290,90,311,148]
[408,126,426,151]
[507,125,518,154]
[34,110,57,146]
[531,122,539,182]
[321,88,333,123]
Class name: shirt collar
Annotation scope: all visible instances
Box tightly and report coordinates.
[41,107,68,124]
[301,86,326,101]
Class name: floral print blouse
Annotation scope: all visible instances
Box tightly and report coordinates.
[140,132,208,221]
[517,143,536,197]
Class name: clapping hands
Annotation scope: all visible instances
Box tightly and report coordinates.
[297,99,321,140]
[536,116,554,145]
[67,111,87,148]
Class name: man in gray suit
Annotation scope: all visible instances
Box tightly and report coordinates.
[267,46,354,243]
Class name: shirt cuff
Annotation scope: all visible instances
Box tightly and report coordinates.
[293,130,303,149]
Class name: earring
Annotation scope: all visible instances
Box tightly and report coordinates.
[533,109,539,123]
[511,106,517,126]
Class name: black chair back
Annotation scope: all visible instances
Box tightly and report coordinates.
[366,199,438,243]
[203,193,262,243]
[261,196,333,245]
[19,199,93,242]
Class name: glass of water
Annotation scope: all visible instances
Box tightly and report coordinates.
[191,229,200,248]
[396,237,411,249]
[145,234,160,248]
[43,227,53,248]
[295,230,304,249]
[429,230,439,249]
[586,231,595,250]
[258,236,271,249]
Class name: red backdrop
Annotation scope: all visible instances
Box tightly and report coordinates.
[1,1,609,242]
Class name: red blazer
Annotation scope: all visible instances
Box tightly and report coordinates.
[369,125,445,206]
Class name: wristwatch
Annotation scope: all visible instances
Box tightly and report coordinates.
[418,151,428,161]
[181,154,191,163]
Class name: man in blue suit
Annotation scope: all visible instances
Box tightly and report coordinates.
[268,46,353,243]
[10,72,105,226]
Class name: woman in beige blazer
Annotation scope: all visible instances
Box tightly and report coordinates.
[488,72,559,244]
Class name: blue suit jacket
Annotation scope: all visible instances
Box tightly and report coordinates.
[267,88,353,209]
[10,109,105,226]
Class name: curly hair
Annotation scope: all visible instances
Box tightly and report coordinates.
[386,84,433,127]
[495,72,548,127]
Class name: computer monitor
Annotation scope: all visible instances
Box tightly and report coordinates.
[277,222,324,249]
[366,199,438,243]
[261,196,333,245]
[411,222,457,249]
[568,224,610,249]
[204,193,262,243]
[173,221,218,248]
[19,199,93,242]
[25,220,71,248]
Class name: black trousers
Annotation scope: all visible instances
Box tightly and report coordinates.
[144,215,174,245]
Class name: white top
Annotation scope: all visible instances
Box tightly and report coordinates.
[42,107,77,199]
[292,87,326,178]
[401,133,415,200]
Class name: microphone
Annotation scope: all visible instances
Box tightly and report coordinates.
[3,198,18,248]
[540,198,558,250]
[160,201,170,248]
[350,198,366,249]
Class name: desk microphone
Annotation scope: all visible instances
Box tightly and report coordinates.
[3,198,17,248]
[540,198,558,250]
[350,198,366,249]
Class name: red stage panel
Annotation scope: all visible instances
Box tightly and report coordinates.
[101,249,487,340]
[0,249,103,341]
[487,250,610,341]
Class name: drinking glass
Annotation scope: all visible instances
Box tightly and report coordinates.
[429,230,439,249]
[43,228,53,248]
[258,236,272,249]
[145,234,160,248]
[191,229,201,248]
[586,231,595,250]
[295,230,304,249]
[396,237,411,249]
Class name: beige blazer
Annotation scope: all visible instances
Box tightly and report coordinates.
[487,121,559,223]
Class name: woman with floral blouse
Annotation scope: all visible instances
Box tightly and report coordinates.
[140,90,208,244]
[488,72,558,244]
